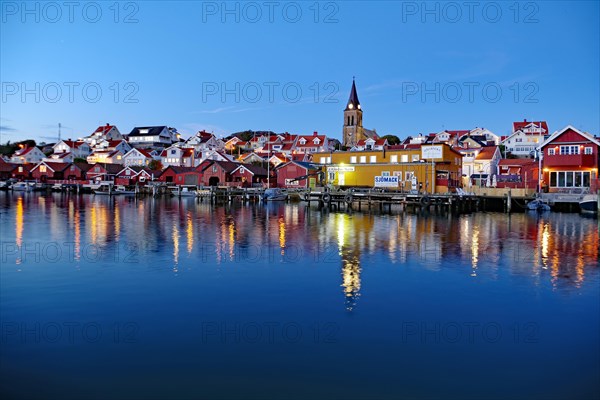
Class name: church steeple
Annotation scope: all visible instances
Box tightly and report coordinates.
[343,78,365,147]
[345,78,361,111]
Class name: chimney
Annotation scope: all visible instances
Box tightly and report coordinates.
[106,123,110,126]
[313,131,318,136]
[524,119,527,122]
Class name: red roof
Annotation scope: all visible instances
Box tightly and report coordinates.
[513,120,549,133]
[356,138,387,146]
[14,147,39,156]
[136,148,153,158]
[475,146,499,160]
[94,125,115,134]
[296,134,326,147]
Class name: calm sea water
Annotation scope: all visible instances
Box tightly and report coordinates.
[0,192,598,400]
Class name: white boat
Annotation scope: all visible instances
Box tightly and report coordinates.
[11,182,34,192]
[527,199,551,212]
[94,184,135,196]
[263,188,288,201]
[174,186,198,197]
[579,194,598,214]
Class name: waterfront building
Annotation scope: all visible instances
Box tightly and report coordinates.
[122,148,155,167]
[86,163,124,182]
[350,138,388,151]
[459,146,502,184]
[30,161,70,182]
[539,125,599,193]
[502,119,549,157]
[157,166,202,185]
[315,143,462,193]
[275,161,322,188]
[10,146,45,164]
[115,166,153,186]
[53,140,91,158]
[496,159,539,189]
[342,79,378,147]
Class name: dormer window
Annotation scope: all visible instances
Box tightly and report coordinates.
[299,138,306,145]
[313,138,320,144]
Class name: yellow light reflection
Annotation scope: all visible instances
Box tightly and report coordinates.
[278,216,286,255]
[471,225,479,277]
[172,221,179,271]
[15,196,23,264]
[186,212,194,254]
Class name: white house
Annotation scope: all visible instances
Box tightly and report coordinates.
[294,132,331,153]
[161,146,200,168]
[127,126,175,148]
[123,148,155,167]
[93,139,132,154]
[469,127,501,145]
[351,138,388,151]
[83,124,123,146]
[44,152,75,164]
[459,146,502,181]
[502,119,549,157]
[11,146,46,164]
[185,131,224,152]
[87,149,125,165]
[53,140,91,158]
[200,149,235,163]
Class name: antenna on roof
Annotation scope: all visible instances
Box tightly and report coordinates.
[58,123,62,142]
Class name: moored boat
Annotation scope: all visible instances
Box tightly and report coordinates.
[11,182,34,192]
[579,194,598,214]
[527,199,551,212]
[263,188,288,201]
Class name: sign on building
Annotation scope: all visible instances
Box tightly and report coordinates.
[422,145,443,159]
[327,166,355,172]
[374,175,399,187]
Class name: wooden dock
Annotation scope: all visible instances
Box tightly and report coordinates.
[303,189,479,213]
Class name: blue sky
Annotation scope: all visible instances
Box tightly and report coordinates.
[1,1,599,143]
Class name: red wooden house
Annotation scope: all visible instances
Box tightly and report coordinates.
[275,161,322,188]
[157,166,202,185]
[30,162,70,182]
[199,160,239,186]
[496,159,539,189]
[230,164,268,187]
[539,125,599,193]
[0,161,17,180]
[86,163,124,182]
[115,166,153,186]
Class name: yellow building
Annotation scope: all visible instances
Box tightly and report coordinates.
[314,144,463,193]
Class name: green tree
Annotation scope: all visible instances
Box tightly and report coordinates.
[149,160,163,170]
[381,135,401,145]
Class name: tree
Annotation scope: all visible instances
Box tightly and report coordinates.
[381,135,401,145]
[74,157,87,163]
[149,160,163,171]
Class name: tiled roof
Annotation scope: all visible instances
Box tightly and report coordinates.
[475,146,498,160]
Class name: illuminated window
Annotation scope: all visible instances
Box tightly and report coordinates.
[359,156,366,163]
[401,155,408,163]
[369,155,376,163]
[350,156,357,164]
[40,165,47,173]
[390,155,398,163]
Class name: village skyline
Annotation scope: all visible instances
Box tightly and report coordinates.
[2,2,599,143]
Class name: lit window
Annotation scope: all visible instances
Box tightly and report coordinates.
[350,156,357,164]
[390,155,398,163]
[40,165,47,173]
[369,155,376,163]
[401,155,408,163]
[359,156,366,163]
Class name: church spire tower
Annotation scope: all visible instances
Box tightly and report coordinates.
[343,78,365,147]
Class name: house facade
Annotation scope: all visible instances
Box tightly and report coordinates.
[127,126,174,148]
[10,146,46,164]
[123,148,155,167]
[53,140,91,158]
[539,125,599,193]
[502,119,549,157]
[275,161,322,188]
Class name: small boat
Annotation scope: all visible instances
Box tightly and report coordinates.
[174,186,198,197]
[579,194,598,214]
[0,181,9,191]
[51,183,64,192]
[527,199,551,212]
[263,188,287,201]
[113,185,136,195]
[11,182,34,192]
[94,184,135,196]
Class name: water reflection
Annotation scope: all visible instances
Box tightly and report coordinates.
[1,193,598,308]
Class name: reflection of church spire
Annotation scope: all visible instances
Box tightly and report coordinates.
[341,249,362,311]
